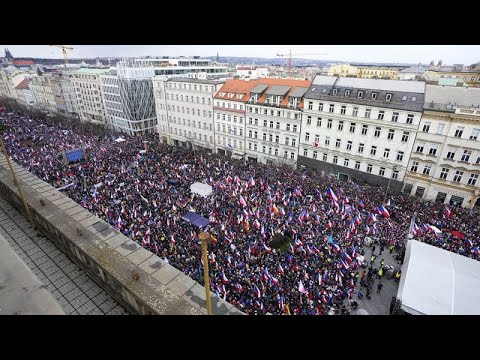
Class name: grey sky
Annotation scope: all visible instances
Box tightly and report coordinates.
[1,45,479,65]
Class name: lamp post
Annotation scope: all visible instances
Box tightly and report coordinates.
[384,165,397,203]
[198,231,212,315]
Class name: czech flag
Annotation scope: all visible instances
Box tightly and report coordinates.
[466,239,473,247]
[227,255,232,266]
[263,244,272,253]
[239,195,247,207]
[444,207,452,218]
[343,252,352,263]
[326,220,333,229]
[358,200,365,209]
[221,271,228,284]
[318,273,322,285]
[254,285,261,298]
[278,264,284,275]
[473,247,480,256]
[332,243,340,253]
[377,205,390,217]
[298,280,308,294]
[326,187,338,202]
[271,275,279,286]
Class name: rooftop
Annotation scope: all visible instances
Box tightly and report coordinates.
[424,84,480,111]
[71,68,111,75]
[167,78,225,85]
[14,78,29,90]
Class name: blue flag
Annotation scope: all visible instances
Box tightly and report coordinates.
[328,234,334,244]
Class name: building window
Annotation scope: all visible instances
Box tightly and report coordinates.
[436,123,445,135]
[284,151,288,159]
[329,104,334,113]
[254,131,258,139]
[415,187,425,198]
[358,91,363,99]
[358,143,364,153]
[449,195,464,206]
[293,124,297,132]
[470,128,480,140]
[347,141,352,151]
[327,119,332,129]
[335,139,341,148]
[263,133,267,141]
[453,171,464,183]
[461,150,472,162]
[370,146,377,156]
[286,124,291,131]
[365,109,371,118]
[307,116,312,125]
[345,90,350,97]
[254,144,257,151]
[411,161,419,172]
[366,164,372,173]
[352,107,358,117]
[316,118,322,127]
[341,106,346,114]
[355,161,360,170]
[344,158,350,167]
[333,156,338,164]
[285,137,290,146]
[318,103,323,111]
[263,119,267,127]
[440,168,449,180]
[428,144,437,156]
[416,142,424,153]
[400,131,409,143]
[386,93,392,102]
[292,138,296,147]
[312,151,318,159]
[392,170,399,180]
[446,151,455,160]
[387,129,395,140]
[333,89,338,95]
[423,164,432,175]
[454,126,464,138]
[248,142,252,150]
[361,125,368,135]
[349,123,356,133]
[468,174,478,186]
[308,101,313,110]
[323,153,327,161]
[325,137,330,146]
[422,122,431,132]
[275,135,279,143]
[262,146,266,153]
[391,112,399,122]
[371,92,377,100]
[305,133,310,141]
[276,122,280,129]
[338,121,344,131]
[406,114,414,124]
[374,127,381,137]
[383,148,390,158]
[269,121,274,128]
[291,152,295,160]
[254,119,258,126]
[395,151,404,161]
[304,149,308,157]
[378,111,385,120]
[379,167,385,176]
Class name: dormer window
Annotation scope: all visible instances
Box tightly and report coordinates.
[332,89,338,95]
[345,90,350,96]
[386,93,392,102]
[228,93,234,98]
[237,93,243,99]
[412,96,417,102]
[371,92,377,100]
[402,95,407,101]
[358,91,364,99]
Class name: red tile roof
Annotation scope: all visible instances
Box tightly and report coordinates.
[13,59,34,66]
[15,78,30,90]
[214,78,312,108]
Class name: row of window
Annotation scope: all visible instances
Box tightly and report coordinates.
[167,105,212,118]
[247,106,301,120]
[166,82,215,93]
[216,113,244,123]
[248,142,296,160]
[216,123,243,136]
[170,128,214,143]
[169,117,213,131]
[215,101,244,111]
[167,92,212,105]
[410,162,478,185]
[217,136,244,150]
[246,118,299,132]
[415,143,480,163]
[421,122,479,140]
[247,130,297,147]
[306,102,416,123]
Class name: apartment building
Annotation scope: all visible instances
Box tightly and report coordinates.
[154,78,224,150]
[403,85,480,208]
[244,78,311,166]
[71,68,109,124]
[14,78,34,106]
[50,70,78,116]
[299,75,425,190]
[30,72,56,112]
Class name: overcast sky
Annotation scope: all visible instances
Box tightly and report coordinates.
[1,45,479,65]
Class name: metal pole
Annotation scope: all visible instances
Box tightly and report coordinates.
[0,138,35,229]
[199,232,212,315]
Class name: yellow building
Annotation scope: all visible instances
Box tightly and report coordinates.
[327,64,358,77]
[357,67,399,79]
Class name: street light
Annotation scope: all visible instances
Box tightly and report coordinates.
[384,165,398,203]
[198,231,212,315]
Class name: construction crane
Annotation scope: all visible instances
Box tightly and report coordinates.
[276,49,327,73]
[50,45,74,67]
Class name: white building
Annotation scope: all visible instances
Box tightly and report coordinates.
[30,72,56,112]
[70,68,109,124]
[153,78,224,151]
[49,70,78,116]
[213,79,256,159]
[244,78,311,166]
[235,66,269,80]
[14,78,34,106]
[403,85,480,208]
[0,66,28,100]
[299,75,425,190]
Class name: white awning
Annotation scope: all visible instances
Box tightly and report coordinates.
[397,240,480,315]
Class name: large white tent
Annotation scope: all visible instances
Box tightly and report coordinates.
[397,240,480,315]
[190,182,213,197]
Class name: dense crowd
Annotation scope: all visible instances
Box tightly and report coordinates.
[1,110,479,315]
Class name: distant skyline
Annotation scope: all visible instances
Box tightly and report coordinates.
[1,45,479,65]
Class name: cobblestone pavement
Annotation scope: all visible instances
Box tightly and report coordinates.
[0,195,129,315]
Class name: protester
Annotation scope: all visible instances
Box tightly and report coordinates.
[1,110,479,315]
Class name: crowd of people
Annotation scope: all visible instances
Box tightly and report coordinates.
[1,109,479,315]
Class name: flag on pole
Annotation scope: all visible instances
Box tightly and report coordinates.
[298,280,307,294]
